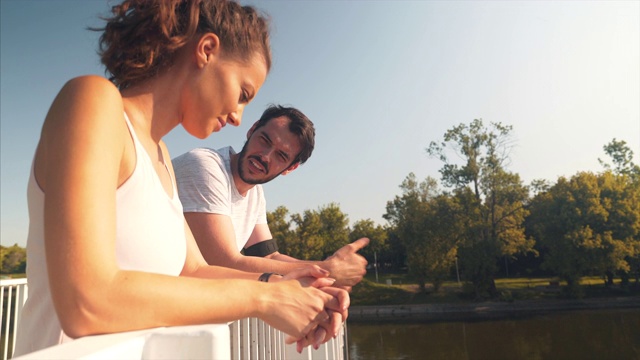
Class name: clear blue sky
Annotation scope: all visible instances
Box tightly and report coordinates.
[2,0,639,248]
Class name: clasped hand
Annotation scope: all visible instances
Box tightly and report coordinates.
[278,266,350,353]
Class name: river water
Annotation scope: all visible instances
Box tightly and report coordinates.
[347,309,640,360]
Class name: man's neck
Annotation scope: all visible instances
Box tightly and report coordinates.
[229,151,255,196]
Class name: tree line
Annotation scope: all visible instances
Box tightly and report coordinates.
[1,244,27,275]
[4,120,639,301]
[271,120,640,300]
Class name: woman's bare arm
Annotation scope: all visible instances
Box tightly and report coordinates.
[38,76,333,340]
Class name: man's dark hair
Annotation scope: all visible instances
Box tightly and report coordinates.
[253,104,315,164]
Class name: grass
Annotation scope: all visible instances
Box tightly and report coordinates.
[0,273,26,279]
[350,272,639,306]
[351,272,465,306]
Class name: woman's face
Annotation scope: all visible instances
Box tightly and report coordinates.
[182,52,268,139]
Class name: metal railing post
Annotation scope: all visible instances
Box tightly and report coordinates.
[1,279,28,360]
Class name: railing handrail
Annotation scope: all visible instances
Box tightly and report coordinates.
[0,279,28,287]
[1,278,346,360]
[12,323,233,360]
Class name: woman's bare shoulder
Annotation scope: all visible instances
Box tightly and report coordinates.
[65,74,116,87]
[36,76,128,190]
[41,75,127,149]
[60,75,121,102]
[45,76,123,127]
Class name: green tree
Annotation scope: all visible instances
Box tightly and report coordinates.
[266,206,296,256]
[286,203,350,260]
[290,209,324,260]
[383,228,407,270]
[597,138,640,285]
[598,171,640,287]
[419,193,463,291]
[384,174,461,292]
[426,119,534,299]
[528,171,640,296]
[1,244,27,274]
[598,138,640,178]
[316,203,350,259]
[349,219,389,265]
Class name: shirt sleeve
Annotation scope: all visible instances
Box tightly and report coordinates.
[256,186,267,225]
[173,149,232,216]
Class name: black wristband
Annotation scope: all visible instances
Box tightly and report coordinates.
[258,272,278,282]
[244,239,279,257]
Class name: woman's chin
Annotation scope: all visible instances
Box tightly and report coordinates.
[183,127,211,140]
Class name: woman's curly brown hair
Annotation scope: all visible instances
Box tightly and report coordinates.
[95,0,271,89]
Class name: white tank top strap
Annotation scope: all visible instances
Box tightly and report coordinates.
[122,112,178,200]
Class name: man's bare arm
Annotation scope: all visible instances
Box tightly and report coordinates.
[187,212,369,287]
[185,212,321,274]
[248,224,370,288]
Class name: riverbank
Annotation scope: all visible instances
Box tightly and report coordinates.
[349,295,640,322]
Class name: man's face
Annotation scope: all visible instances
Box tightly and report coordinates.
[237,116,302,185]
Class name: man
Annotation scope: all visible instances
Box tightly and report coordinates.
[173,105,368,288]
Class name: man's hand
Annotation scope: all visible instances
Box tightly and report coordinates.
[322,238,369,288]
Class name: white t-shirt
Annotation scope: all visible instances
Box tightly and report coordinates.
[173,146,267,251]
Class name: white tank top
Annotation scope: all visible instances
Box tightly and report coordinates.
[14,114,187,356]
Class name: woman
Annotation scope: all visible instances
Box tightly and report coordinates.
[14,0,347,356]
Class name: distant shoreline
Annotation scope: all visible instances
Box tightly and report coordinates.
[348,296,640,322]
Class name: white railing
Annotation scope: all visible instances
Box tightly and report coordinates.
[230,318,347,360]
[0,278,346,360]
[1,278,28,360]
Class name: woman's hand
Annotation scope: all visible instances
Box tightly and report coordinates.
[259,265,351,352]
[257,277,331,340]
[286,286,350,352]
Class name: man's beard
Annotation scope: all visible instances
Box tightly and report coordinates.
[237,143,283,185]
